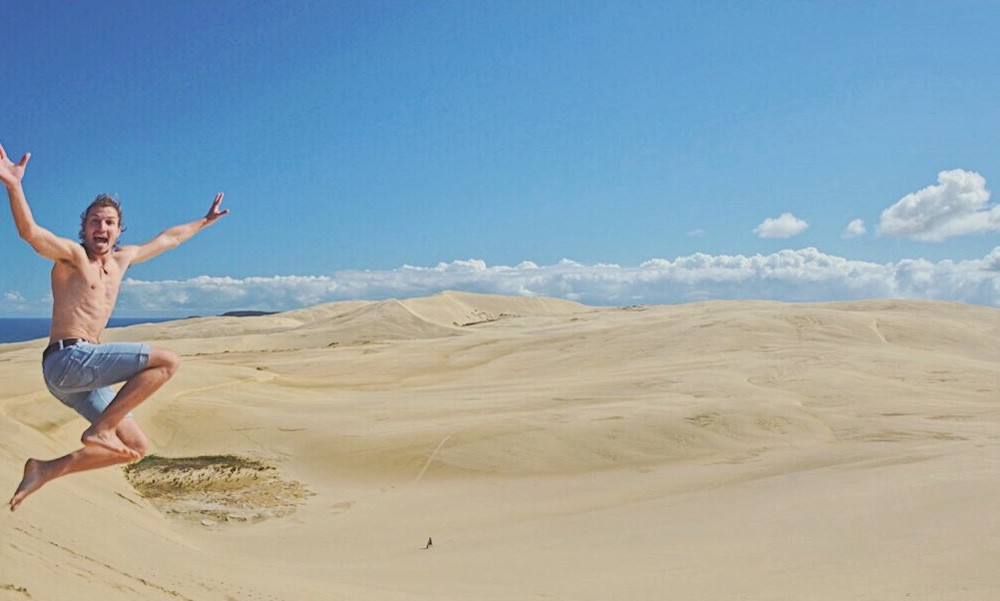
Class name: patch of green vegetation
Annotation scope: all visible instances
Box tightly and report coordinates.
[125,454,271,475]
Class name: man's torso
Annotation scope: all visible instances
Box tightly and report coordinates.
[49,251,128,343]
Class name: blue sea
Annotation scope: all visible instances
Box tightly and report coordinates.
[0,317,176,344]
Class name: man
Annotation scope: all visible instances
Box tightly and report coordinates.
[1,140,229,511]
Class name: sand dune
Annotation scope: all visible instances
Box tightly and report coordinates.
[2,292,999,600]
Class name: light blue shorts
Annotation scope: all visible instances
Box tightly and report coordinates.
[42,341,151,424]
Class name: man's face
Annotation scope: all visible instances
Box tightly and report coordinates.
[83,207,121,256]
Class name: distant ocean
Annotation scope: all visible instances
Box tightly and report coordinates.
[0,317,176,344]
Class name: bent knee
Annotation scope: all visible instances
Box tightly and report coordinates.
[149,348,181,377]
[164,351,180,377]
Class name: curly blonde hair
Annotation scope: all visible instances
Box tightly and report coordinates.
[79,194,127,246]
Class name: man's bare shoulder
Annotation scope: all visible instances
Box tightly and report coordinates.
[50,243,91,269]
[113,244,142,264]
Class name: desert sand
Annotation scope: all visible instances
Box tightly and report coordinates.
[2,291,999,600]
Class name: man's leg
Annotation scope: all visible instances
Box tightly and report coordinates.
[81,347,177,457]
[9,419,149,511]
[115,417,150,457]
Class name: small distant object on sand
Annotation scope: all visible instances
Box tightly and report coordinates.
[423,537,433,550]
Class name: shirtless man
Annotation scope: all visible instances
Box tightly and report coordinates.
[2,140,229,511]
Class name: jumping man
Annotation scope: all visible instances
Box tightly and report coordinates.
[2,139,229,511]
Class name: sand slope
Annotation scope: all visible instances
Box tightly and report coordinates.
[2,292,999,600]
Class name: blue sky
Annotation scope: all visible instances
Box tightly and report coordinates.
[3,0,1000,316]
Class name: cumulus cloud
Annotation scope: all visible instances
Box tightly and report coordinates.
[842,219,866,238]
[2,290,32,314]
[753,213,809,239]
[878,169,1000,241]
[64,247,999,315]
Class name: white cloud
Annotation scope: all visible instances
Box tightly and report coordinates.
[1,290,32,314]
[80,247,1000,315]
[842,219,866,238]
[753,213,809,239]
[984,247,1000,272]
[878,169,1000,241]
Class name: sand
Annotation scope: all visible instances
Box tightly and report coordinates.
[2,291,999,600]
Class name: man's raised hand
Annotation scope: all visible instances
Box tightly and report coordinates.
[0,141,31,189]
[205,193,229,223]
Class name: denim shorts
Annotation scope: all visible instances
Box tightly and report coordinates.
[42,341,151,423]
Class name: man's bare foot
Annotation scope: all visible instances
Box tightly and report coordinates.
[10,459,46,511]
[81,426,140,460]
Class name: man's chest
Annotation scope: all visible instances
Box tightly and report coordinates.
[52,260,124,300]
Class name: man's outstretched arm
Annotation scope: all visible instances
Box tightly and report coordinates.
[1,141,80,261]
[124,193,229,265]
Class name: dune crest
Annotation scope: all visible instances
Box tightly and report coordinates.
[402,290,587,327]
